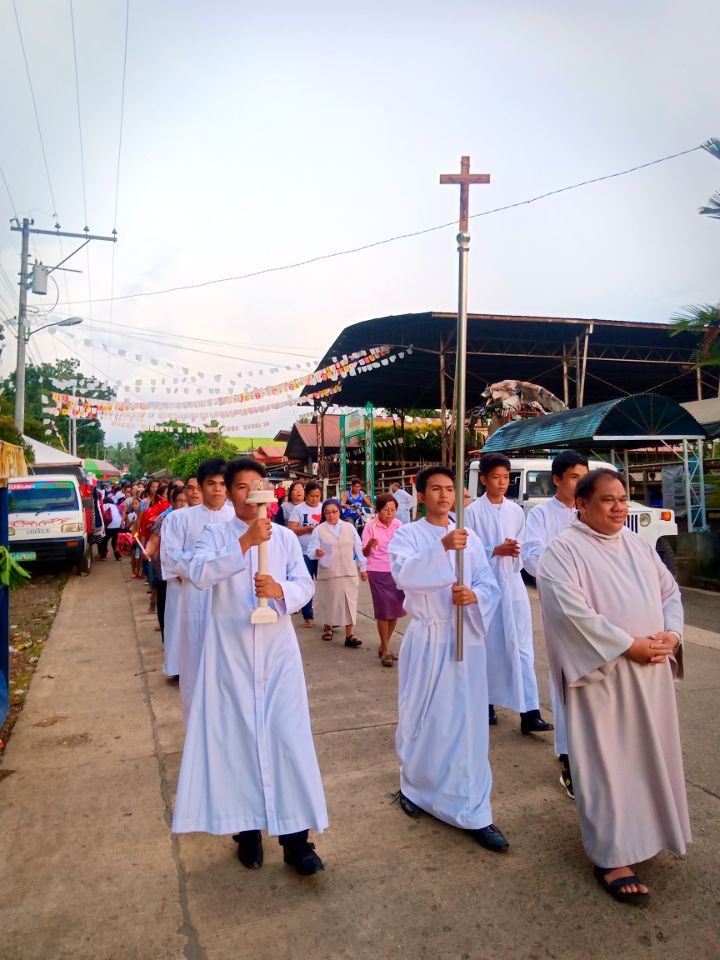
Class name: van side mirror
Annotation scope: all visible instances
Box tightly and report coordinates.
[523,492,529,501]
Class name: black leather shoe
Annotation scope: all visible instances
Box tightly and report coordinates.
[470,823,509,852]
[520,709,554,735]
[397,790,422,818]
[283,840,324,875]
[233,830,263,868]
[488,704,498,726]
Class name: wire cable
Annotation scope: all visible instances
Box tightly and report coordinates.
[107,0,129,377]
[56,144,705,307]
[68,0,94,354]
[0,159,19,218]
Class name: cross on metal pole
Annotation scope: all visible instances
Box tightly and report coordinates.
[440,155,490,662]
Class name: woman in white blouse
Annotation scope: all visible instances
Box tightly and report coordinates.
[307,499,367,646]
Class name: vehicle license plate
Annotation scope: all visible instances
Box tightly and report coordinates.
[11,551,36,561]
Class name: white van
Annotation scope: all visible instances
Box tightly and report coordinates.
[8,474,92,575]
[467,457,678,573]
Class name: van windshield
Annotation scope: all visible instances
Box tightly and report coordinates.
[9,481,79,514]
[526,471,555,498]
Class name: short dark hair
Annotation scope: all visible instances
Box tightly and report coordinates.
[480,453,511,476]
[197,458,228,485]
[170,485,186,504]
[415,465,455,494]
[287,480,305,499]
[575,468,621,502]
[551,450,589,480]
[184,472,198,484]
[305,481,321,496]
[224,457,266,488]
[349,476,361,486]
[375,492,398,512]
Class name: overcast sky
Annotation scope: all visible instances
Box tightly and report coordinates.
[1,0,718,443]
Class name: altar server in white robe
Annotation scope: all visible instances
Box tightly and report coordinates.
[173,457,327,876]
[465,453,553,735]
[389,465,509,852]
[536,469,690,905]
[521,451,589,797]
[160,462,234,719]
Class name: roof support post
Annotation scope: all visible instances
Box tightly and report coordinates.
[579,323,593,407]
[696,367,703,401]
[439,339,449,466]
[562,346,570,407]
[622,449,631,497]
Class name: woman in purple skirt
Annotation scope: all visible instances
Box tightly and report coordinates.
[361,493,406,667]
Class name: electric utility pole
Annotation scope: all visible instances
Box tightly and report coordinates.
[11,217,117,434]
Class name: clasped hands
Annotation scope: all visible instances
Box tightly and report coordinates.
[625,631,679,665]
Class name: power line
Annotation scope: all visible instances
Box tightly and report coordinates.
[56,143,705,308]
[87,316,322,359]
[0,159,19,218]
[12,0,59,220]
[68,0,94,349]
[107,0,130,377]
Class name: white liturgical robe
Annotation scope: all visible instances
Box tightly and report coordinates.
[536,520,690,867]
[522,497,576,754]
[389,519,500,830]
[392,488,414,524]
[465,495,539,713]
[172,518,328,837]
[160,501,234,719]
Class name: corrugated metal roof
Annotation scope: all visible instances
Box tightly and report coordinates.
[482,393,707,453]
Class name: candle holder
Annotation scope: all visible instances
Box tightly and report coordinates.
[246,478,279,624]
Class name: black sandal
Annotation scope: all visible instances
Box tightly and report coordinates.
[593,866,649,905]
[322,628,333,641]
[344,636,362,648]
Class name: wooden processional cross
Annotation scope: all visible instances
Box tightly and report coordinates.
[439,155,490,662]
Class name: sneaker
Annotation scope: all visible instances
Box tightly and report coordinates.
[282,840,324,875]
[559,765,575,800]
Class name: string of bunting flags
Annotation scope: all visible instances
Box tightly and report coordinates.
[45,346,398,413]
[42,347,410,432]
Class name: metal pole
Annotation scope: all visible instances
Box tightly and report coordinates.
[454,231,470,663]
[13,218,31,434]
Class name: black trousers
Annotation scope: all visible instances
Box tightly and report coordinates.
[156,578,167,636]
[100,528,120,558]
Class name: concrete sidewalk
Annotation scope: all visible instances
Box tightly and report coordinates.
[1,559,719,960]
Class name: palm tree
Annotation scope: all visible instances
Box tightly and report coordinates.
[670,304,720,366]
[699,139,720,218]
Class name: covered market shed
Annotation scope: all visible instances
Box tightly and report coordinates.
[482,393,709,531]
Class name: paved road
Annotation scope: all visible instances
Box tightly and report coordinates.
[1,561,719,960]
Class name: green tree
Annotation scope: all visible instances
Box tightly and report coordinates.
[699,138,720,219]
[169,440,240,478]
[670,304,720,367]
[134,421,211,475]
[668,140,720,365]
[0,358,115,454]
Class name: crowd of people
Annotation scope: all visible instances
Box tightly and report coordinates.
[97,454,689,901]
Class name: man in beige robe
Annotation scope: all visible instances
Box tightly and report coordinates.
[536,468,690,904]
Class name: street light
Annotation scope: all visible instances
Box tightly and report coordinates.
[13,316,84,434]
[27,315,84,339]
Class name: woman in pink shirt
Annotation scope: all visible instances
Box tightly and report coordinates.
[361,493,406,667]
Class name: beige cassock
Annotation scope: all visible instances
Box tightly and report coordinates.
[310,520,363,626]
[536,519,691,868]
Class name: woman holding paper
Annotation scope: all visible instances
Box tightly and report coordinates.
[307,499,367,646]
[361,493,406,667]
